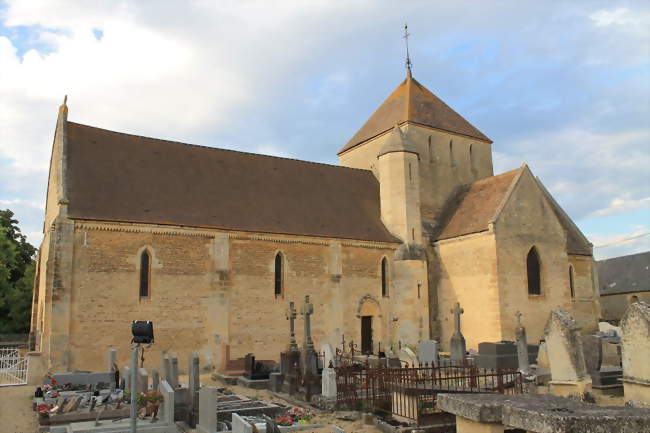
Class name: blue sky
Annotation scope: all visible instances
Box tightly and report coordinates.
[0,0,648,259]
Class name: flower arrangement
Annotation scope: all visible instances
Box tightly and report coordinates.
[276,407,313,426]
[37,403,52,417]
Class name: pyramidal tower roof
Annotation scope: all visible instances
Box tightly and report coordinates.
[338,72,492,155]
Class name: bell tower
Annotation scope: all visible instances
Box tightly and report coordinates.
[338,72,493,238]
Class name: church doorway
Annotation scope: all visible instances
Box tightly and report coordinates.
[361,316,373,354]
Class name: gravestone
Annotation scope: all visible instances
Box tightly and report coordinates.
[163,355,172,384]
[601,342,621,367]
[476,341,518,370]
[286,301,299,351]
[188,351,200,424]
[197,387,218,433]
[300,295,318,376]
[399,347,418,367]
[417,340,439,366]
[543,308,591,396]
[322,366,337,398]
[620,301,650,406]
[123,366,130,390]
[515,311,530,374]
[170,355,179,389]
[151,368,160,391]
[580,335,603,375]
[160,380,175,425]
[323,343,335,368]
[536,342,549,368]
[450,302,467,365]
[138,368,149,393]
[107,348,117,372]
[232,413,253,433]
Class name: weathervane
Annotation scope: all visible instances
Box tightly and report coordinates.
[403,23,412,73]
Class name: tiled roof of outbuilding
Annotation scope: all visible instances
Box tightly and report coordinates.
[65,122,399,243]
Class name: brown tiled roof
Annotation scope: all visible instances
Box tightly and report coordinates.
[65,122,399,243]
[437,169,520,241]
[437,168,593,256]
[339,73,491,155]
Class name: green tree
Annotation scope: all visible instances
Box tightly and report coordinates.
[0,210,36,333]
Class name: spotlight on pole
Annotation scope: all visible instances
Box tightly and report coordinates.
[130,320,154,433]
[132,320,154,344]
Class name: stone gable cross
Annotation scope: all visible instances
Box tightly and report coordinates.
[286,301,298,351]
[301,295,315,350]
[451,302,464,334]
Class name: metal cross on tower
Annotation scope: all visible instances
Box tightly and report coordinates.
[403,23,412,73]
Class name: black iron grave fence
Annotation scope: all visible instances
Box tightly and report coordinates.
[335,364,523,425]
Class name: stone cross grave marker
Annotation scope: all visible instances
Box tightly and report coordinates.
[286,301,298,351]
[301,295,315,350]
[515,311,530,374]
[450,302,467,365]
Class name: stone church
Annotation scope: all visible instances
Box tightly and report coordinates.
[30,70,600,372]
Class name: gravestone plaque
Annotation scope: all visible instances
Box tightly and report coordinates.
[417,340,439,366]
[580,335,603,375]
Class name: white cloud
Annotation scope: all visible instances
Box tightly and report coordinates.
[592,196,650,218]
[590,7,650,31]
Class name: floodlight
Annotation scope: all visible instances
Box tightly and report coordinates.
[131,320,154,344]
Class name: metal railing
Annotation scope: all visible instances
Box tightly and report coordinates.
[0,348,29,386]
[335,363,523,424]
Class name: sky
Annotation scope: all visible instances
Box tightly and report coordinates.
[0,0,648,260]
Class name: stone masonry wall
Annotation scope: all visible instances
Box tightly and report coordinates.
[57,221,419,373]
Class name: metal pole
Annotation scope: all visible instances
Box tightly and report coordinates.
[130,345,138,433]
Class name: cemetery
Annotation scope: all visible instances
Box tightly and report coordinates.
[6,297,645,433]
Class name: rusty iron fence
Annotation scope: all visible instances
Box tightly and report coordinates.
[335,364,523,425]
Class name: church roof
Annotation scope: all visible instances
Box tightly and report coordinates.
[597,251,650,296]
[64,122,399,243]
[437,169,520,241]
[338,72,491,155]
[436,167,592,255]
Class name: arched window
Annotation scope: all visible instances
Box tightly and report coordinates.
[140,250,151,298]
[526,247,541,295]
[381,258,389,297]
[569,266,575,298]
[274,253,283,297]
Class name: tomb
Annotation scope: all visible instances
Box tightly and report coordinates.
[437,393,650,433]
[543,308,591,397]
[620,301,650,406]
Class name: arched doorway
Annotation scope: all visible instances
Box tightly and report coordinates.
[357,296,382,355]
